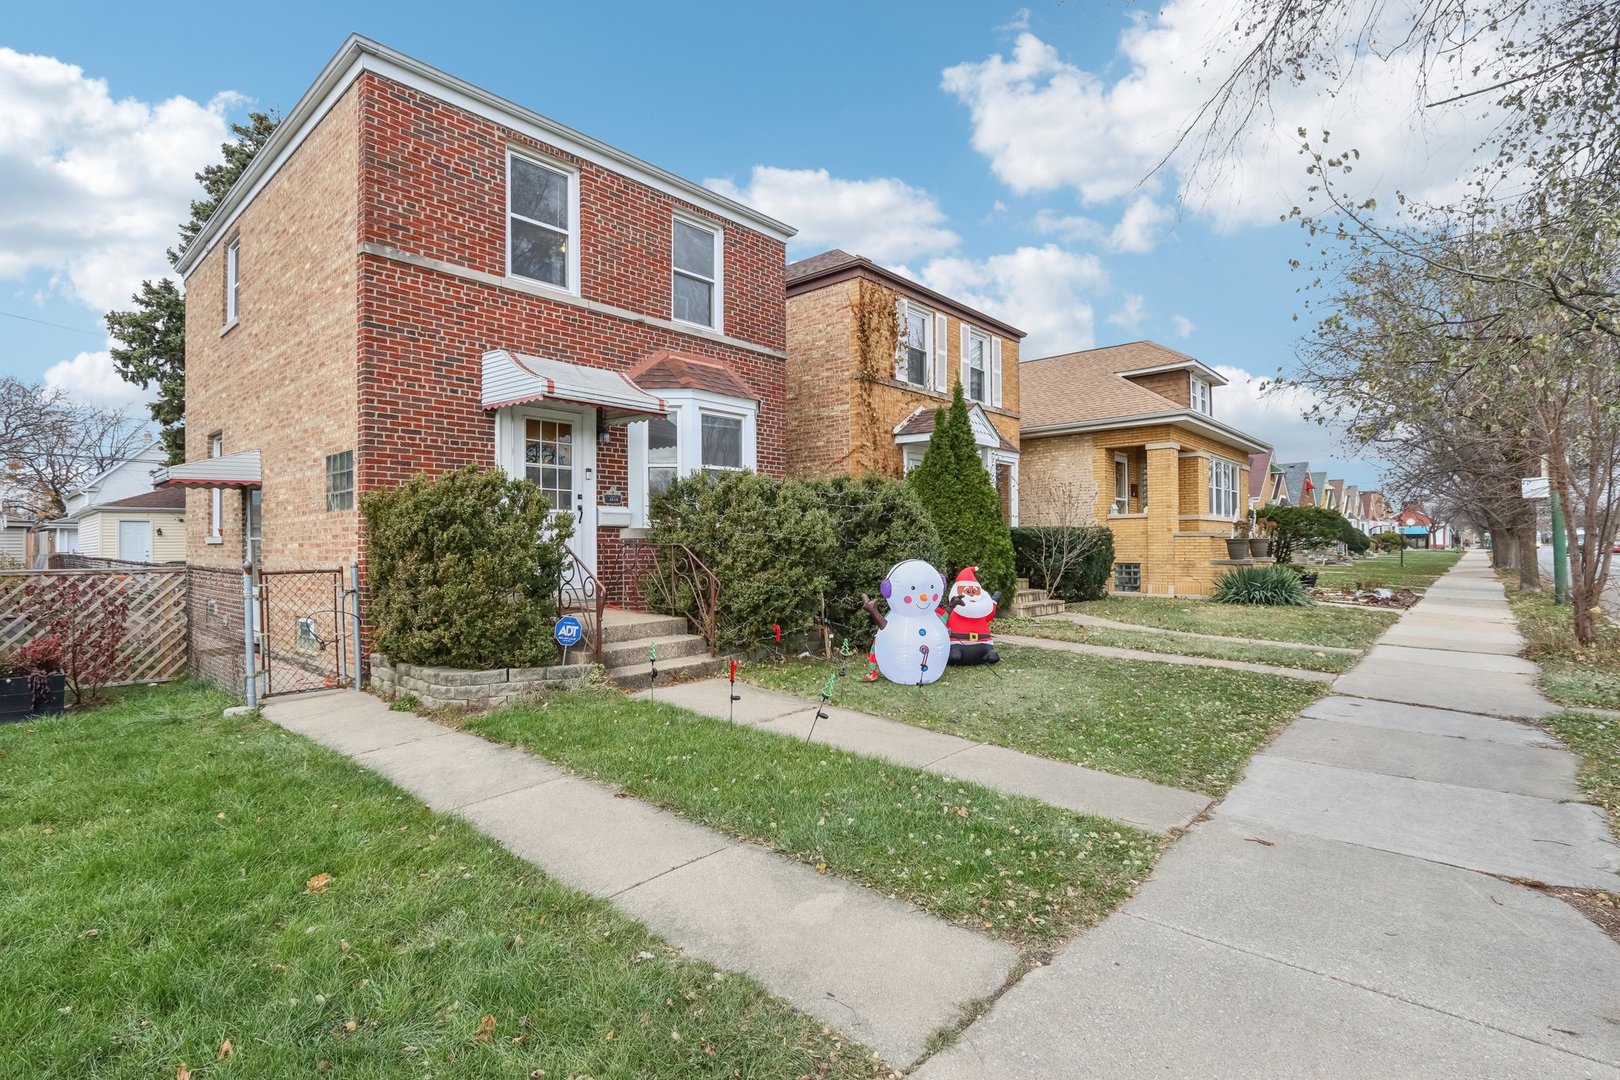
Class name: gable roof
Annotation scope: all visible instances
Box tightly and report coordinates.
[628,349,757,401]
[95,487,188,511]
[1019,342,1270,454]
[892,404,1017,452]
[785,249,1025,339]
[1247,451,1273,499]
[1274,462,1310,506]
[176,35,795,278]
[65,443,166,501]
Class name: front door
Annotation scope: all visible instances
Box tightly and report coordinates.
[499,406,596,578]
[117,519,152,563]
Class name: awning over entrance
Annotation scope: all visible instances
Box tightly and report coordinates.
[154,449,262,488]
[482,349,667,425]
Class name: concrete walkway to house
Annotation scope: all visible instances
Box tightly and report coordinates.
[917,550,1620,1079]
[260,691,1015,1068]
[996,632,1339,683]
[642,679,1211,834]
[1044,610,1364,654]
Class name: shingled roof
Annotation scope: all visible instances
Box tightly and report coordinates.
[628,349,757,401]
[98,487,188,511]
[1020,342,1208,428]
[785,249,1025,339]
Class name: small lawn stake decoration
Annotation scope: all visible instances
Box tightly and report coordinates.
[728,658,740,723]
[806,670,837,743]
[860,559,949,685]
[647,641,658,700]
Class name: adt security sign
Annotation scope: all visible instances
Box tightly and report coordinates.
[554,615,584,654]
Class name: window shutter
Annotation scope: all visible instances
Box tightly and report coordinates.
[933,313,948,392]
[960,325,970,394]
[894,299,908,380]
[990,336,1003,407]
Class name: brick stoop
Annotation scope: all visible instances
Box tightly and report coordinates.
[1010,584,1065,619]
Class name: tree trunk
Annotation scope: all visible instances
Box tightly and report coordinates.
[1494,526,1517,574]
[1514,500,1541,592]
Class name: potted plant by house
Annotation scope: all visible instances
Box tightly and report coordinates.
[1226,519,1252,560]
[0,636,66,722]
[1250,515,1275,558]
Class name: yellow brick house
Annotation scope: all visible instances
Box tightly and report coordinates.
[784,250,1026,520]
[1019,342,1272,597]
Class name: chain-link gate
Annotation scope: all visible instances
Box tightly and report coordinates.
[256,568,350,697]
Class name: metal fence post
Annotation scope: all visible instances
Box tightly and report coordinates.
[349,562,363,689]
[241,563,259,708]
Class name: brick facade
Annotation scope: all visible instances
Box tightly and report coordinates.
[181,58,788,622]
[1123,370,1190,408]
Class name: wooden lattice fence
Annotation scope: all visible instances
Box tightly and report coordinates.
[0,567,189,685]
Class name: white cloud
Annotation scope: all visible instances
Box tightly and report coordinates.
[42,346,151,408]
[917,244,1107,358]
[0,47,239,311]
[1106,292,1146,330]
[998,8,1032,32]
[1170,314,1196,338]
[942,11,1500,231]
[1213,365,1380,485]
[1034,194,1172,253]
[706,166,959,263]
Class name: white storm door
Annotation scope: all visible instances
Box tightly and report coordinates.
[502,406,597,578]
[117,520,153,563]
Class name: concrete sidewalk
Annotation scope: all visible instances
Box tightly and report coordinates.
[917,550,1620,1079]
[262,691,1015,1067]
[642,678,1211,834]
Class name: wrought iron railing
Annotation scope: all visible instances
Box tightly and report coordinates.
[557,546,606,665]
[653,542,722,652]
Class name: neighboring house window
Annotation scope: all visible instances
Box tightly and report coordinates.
[673,218,720,328]
[208,432,223,540]
[1190,375,1212,416]
[647,415,679,498]
[1112,452,1130,514]
[701,413,743,477]
[1114,563,1142,593]
[966,329,990,403]
[508,153,573,289]
[1209,459,1241,518]
[902,445,925,474]
[225,238,240,324]
[325,451,355,511]
[900,304,930,386]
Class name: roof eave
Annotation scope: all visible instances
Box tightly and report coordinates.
[1022,410,1272,454]
[787,255,1026,340]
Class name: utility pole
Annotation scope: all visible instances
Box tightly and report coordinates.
[1549,487,1570,605]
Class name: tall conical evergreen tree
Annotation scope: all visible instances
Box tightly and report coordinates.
[907,382,1018,602]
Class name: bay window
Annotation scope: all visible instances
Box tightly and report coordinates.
[700,412,743,476]
[628,390,758,525]
[647,415,678,497]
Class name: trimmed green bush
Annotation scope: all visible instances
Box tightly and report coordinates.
[1011,526,1115,602]
[907,383,1018,600]
[362,465,572,668]
[1260,503,1352,564]
[1338,517,1371,554]
[1212,564,1313,606]
[646,471,943,650]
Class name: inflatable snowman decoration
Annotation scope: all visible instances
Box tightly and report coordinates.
[860,559,950,685]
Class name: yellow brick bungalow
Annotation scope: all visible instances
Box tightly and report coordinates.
[1019,342,1272,597]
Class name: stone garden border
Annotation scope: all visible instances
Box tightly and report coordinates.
[370,653,597,711]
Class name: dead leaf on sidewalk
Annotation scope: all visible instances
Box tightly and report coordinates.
[474,1014,496,1042]
[1242,837,1275,846]
[305,873,332,894]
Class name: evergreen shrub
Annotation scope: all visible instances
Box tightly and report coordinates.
[1010,526,1115,601]
[907,383,1018,600]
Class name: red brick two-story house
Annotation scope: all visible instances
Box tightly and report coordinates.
[159,37,792,633]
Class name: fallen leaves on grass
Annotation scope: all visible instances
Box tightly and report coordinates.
[474,1014,496,1042]
[218,1038,234,1059]
[305,873,332,894]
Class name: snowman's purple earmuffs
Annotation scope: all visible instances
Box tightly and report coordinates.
[880,560,910,600]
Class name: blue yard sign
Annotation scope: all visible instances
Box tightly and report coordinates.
[554,615,583,649]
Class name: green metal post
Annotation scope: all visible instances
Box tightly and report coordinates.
[1550,489,1570,605]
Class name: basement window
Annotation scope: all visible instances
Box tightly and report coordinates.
[1114,563,1142,593]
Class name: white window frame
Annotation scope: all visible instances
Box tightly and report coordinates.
[208,432,224,542]
[898,302,931,387]
[1112,451,1130,515]
[505,149,581,295]
[627,390,758,526]
[225,238,240,325]
[902,444,926,475]
[1139,453,1148,511]
[965,328,991,403]
[1190,375,1212,416]
[1209,458,1241,519]
[671,214,723,330]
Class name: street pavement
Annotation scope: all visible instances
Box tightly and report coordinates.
[1538,543,1620,614]
[916,550,1620,1079]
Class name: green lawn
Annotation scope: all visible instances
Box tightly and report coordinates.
[742,646,1325,796]
[1505,580,1620,711]
[997,616,1356,673]
[1065,595,1397,650]
[1539,712,1620,841]
[1312,549,1463,590]
[463,690,1160,947]
[0,684,883,1079]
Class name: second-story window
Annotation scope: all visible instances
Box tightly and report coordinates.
[509,153,572,290]
[1191,375,1212,416]
[901,305,930,386]
[225,238,240,324]
[673,218,719,328]
[966,329,990,403]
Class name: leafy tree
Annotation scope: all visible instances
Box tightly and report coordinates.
[1261,504,1349,565]
[106,112,279,463]
[907,383,1017,601]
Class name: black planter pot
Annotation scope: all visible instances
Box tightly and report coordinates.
[1225,538,1250,560]
[0,672,66,722]
[1300,572,1319,587]
[1249,538,1272,558]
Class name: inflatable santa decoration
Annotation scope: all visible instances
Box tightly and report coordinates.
[943,566,1000,665]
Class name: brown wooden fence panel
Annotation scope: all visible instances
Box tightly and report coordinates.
[0,567,190,685]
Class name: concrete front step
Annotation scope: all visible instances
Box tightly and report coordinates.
[599,633,709,670]
[1014,588,1050,604]
[600,609,690,644]
[1012,599,1064,618]
[607,651,731,690]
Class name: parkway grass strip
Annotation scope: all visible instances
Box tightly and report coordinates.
[0,683,883,1080]
[462,689,1162,948]
[997,616,1359,673]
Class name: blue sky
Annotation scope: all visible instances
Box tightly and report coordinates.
[3,1,1491,488]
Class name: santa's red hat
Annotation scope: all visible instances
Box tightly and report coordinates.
[955,566,979,584]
